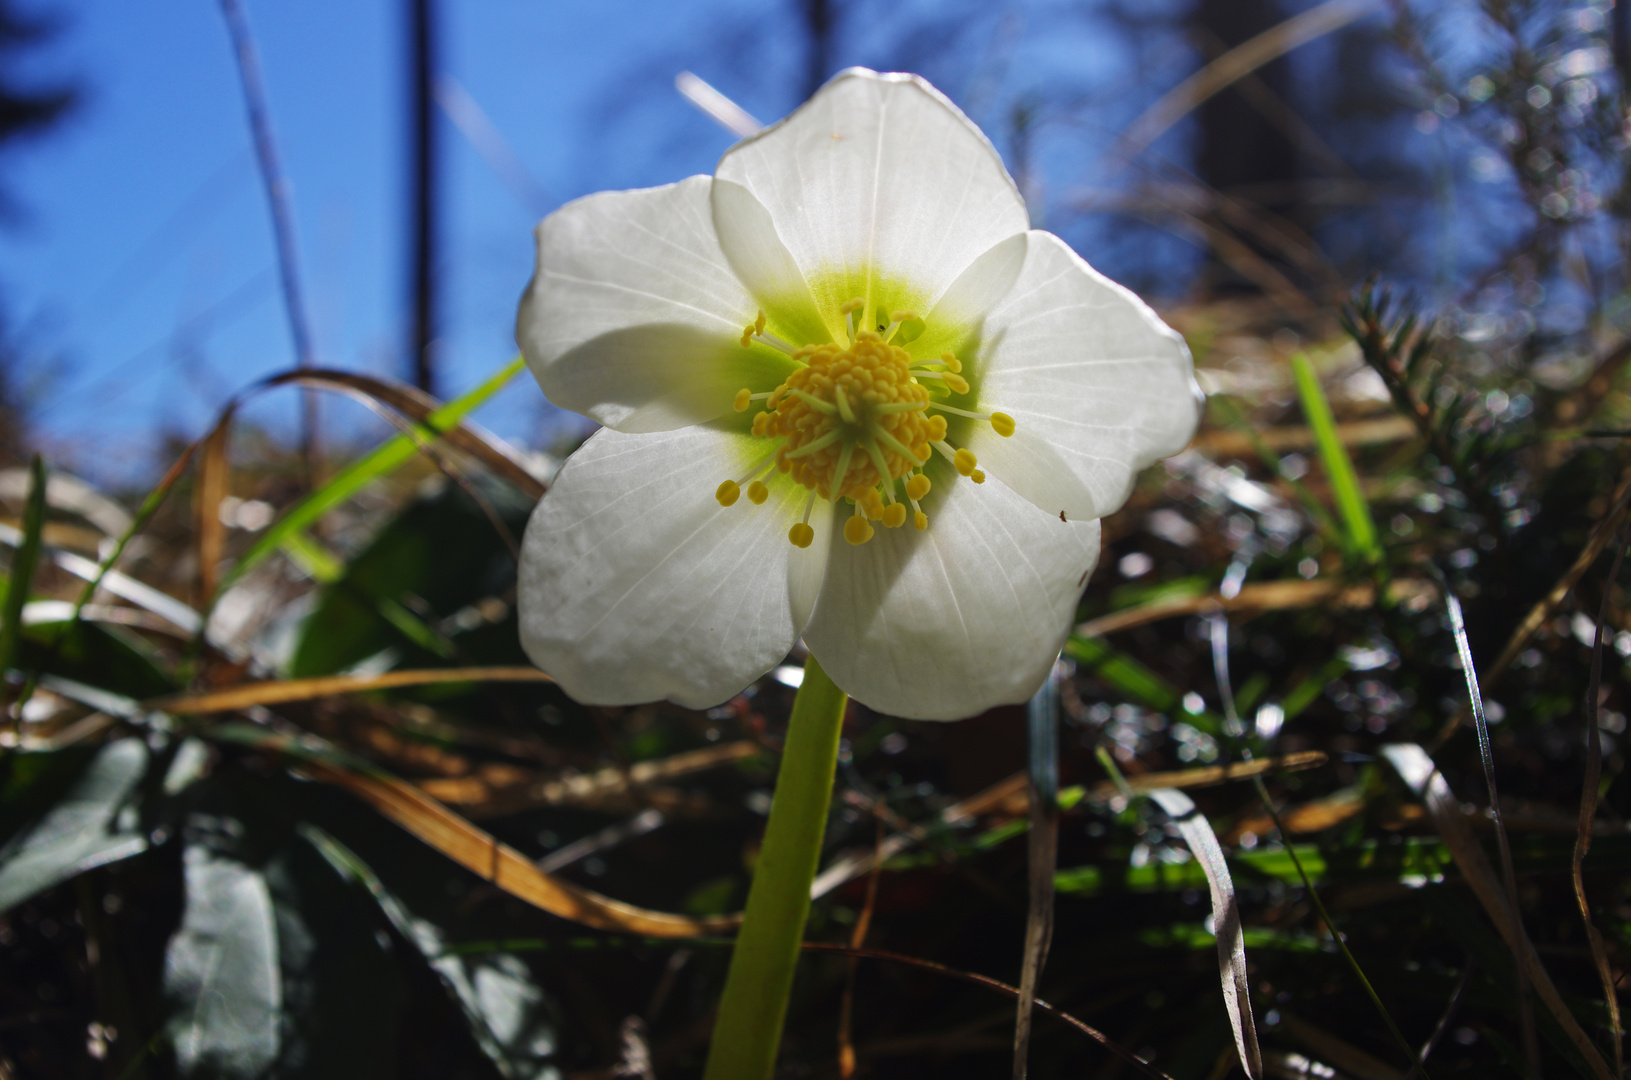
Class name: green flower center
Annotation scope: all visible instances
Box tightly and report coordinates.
[716,299,1014,548]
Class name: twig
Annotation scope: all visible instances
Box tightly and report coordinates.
[837,818,883,1079]
[217,0,319,484]
[1573,527,1628,1079]
[1013,668,1060,1080]
[1402,960,1474,1080]
[1439,576,1537,1076]
[800,943,1177,1080]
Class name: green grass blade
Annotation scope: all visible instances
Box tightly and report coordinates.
[0,456,48,681]
[220,355,527,595]
[1291,353,1380,563]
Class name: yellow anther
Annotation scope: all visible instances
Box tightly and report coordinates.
[740,329,752,347]
[942,372,970,395]
[971,469,986,484]
[734,387,753,413]
[754,310,766,334]
[882,502,907,528]
[890,311,926,343]
[715,480,741,507]
[940,351,962,373]
[926,416,948,442]
[913,510,928,530]
[789,522,815,548]
[906,473,931,500]
[747,480,769,505]
[840,297,864,314]
[843,515,875,545]
[860,489,885,520]
[990,412,1015,437]
[953,448,978,477]
[751,412,771,436]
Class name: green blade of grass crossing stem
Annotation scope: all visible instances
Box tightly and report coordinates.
[0,457,47,681]
[1065,635,1225,735]
[1291,353,1379,564]
[220,355,527,596]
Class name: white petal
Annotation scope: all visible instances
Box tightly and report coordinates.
[802,472,1099,721]
[715,69,1029,321]
[517,176,785,432]
[519,426,832,709]
[956,231,1201,521]
[711,180,832,349]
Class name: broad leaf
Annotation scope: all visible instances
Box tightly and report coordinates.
[0,739,149,913]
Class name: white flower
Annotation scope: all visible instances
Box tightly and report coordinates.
[515,69,1200,721]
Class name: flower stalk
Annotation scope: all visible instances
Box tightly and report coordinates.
[704,655,848,1080]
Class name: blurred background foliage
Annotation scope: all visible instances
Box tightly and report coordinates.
[5,0,1631,1077]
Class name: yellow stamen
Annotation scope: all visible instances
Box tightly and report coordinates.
[716,480,741,507]
[913,510,928,530]
[747,480,769,505]
[941,351,962,373]
[953,447,978,477]
[971,469,986,484]
[734,387,753,412]
[990,412,1015,437]
[844,514,874,546]
[754,310,766,334]
[906,473,931,500]
[789,522,814,548]
[882,503,907,528]
[941,372,970,395]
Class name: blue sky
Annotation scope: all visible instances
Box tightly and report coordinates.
[0,0,1391,485]
[4,0,781,481]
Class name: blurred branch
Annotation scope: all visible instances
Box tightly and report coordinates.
[1118,0,1379,159]
[217,0,319,483]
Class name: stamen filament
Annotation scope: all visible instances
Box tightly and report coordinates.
[927,402,990,420]
[736,447,779,485]
[872,400,928,414]
[913,371,971,394]
[753,331,796,355]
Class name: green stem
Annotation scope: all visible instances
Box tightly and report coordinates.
[704,654,848,1080]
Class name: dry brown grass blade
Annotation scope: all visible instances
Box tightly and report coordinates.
[1572,530,1626,1078]
[1119,0,1377,157]
[194,408,234,606]
[1382,743,1615,1080]
[812,754,1328,898]
[1150,789,1262,1079]
[293,754,738,938]
[1277,1014,1400,1080]
[419,740,761,817]
[1433,475,1631,748]
[800,943,1177,1080]
[1194,416,1417,458]
[837,819,884,1079]
[150,666,554,714]
[255,368,546,499]
[1076,579,1433,638]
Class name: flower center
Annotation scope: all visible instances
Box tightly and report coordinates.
[718,300,1014,548]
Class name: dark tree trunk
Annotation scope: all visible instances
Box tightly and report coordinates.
[410,0,439,395]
